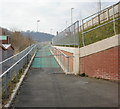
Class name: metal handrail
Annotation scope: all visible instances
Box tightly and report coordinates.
[0,44,36,78]
[82,18,120,34]
[82,1,120,21]
[0,44,34,64]
[51,47,74,58]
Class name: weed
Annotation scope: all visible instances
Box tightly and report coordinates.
[78,73,88,77]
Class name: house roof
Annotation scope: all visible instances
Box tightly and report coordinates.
[2,44,11,49]
[0,44,14,50]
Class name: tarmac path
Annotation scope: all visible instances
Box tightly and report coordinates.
[11,46,118,107]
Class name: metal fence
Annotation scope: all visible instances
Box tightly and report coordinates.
[82,16,120,46]
[0,44,35,73]
[52,2,120,47]
[50,47,74,73]
[52,21,80,47]
[80,1,120,31]
[0,44,38,98]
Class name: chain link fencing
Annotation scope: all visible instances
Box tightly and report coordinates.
[52,21,80,47]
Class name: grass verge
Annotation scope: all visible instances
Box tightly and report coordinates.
[2,64,28,106]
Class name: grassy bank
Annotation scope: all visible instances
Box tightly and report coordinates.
[80,17,120,47]
[54,17,120,47]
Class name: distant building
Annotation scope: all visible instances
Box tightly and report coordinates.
[0,44,14,61]
[0,35,14,61]
[0,35,11,44]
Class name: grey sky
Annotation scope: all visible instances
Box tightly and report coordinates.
[0,0,119,35]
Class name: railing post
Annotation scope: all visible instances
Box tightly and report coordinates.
[98,12,101,24]
[4,73,8,98]
[112,5,116,35]
[16,63,19,81]
[64,56,66,72]
[60,54,62,63]
[21,59,24,73]
[82,19,85,46]
[107,8,109,20]
[8,70,11,83]
[67,56,69,72]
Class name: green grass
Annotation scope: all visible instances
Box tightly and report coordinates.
[55,17,120,47]
[82,18,120,46]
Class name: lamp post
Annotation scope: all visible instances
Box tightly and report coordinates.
[98,0,101,12]
[71,8,74,25]
[37,20,40,32]
[98,0,101,24]
[50,28,53,34]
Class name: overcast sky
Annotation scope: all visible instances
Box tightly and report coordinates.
[0,0,119,35]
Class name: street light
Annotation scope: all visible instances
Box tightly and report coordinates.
[37,20,40,32]
[71,8,74,25]
[50,28,53,34]
[98,0,101,12]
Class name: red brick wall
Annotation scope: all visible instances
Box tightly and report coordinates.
[80,46,119,80]
[52,45,119,80]
[60,50,73,72]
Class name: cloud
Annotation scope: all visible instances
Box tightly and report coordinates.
[0,0,119,35]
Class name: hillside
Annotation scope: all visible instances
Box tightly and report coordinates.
[22,31,55,42]
[0,27,34,54]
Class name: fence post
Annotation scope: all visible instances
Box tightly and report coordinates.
[74,24,76,48]
[107,8,110,20]
[82,19,85,46]
[63,55,66,71]
[4,73,8,98]
[60,54,62,63]
[67,56,69,72]
[69,28,71,47]
[8,70,11,83]
[112,5,117,35]
[16,62,19,81]
[98,11,101,24]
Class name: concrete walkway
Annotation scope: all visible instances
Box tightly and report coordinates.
[11,47,118,107]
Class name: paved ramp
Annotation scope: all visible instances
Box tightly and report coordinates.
[31,46,59,68]
[11,46,118,107]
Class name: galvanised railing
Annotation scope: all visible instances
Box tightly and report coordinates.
[80,1,120,31]
[50,47,74,73]
[52,21,80,47]
[52,2,120,47]
[0,44,38,99]
[0,44,35,73]
[82,17,120,46]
